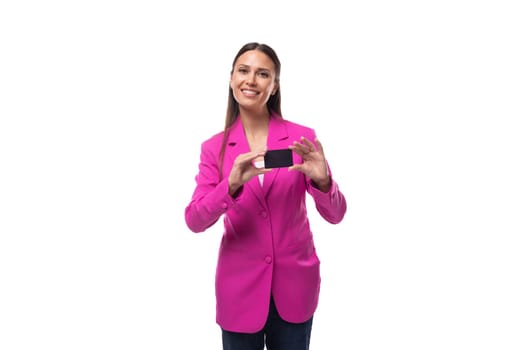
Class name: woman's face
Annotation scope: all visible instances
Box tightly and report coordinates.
[230,49,278,112]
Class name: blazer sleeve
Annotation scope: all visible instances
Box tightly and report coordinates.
[303,127,347,224]
[184,140,238,233]
[307,177,347,224]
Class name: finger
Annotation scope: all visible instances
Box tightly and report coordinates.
[245,150,266,162]
[257,167,273,175]
[234,152,264,169]
[293,137,314,155]
[314,138,325,154]
[289,143,307,157]
[288,163,302,172]
[300,136,316,151]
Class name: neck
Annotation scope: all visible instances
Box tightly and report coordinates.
[239,107,271,135]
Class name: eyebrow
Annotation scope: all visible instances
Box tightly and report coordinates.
[236,64,271,72]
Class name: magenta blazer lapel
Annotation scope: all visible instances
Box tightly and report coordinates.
[224,113,293,205]
[224,117,267,207]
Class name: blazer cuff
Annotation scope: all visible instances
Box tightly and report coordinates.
[310,178,338,201]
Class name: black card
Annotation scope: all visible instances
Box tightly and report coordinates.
[264,149,293,168]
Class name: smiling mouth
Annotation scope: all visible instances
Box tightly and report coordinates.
[241,89,259,96]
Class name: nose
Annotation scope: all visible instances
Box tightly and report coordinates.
[247,72,256,85]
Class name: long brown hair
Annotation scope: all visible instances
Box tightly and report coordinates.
[218,42,282,179]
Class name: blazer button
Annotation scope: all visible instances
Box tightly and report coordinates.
[221,202,228,209]
[260,211,268,218]
[264,256,272,264]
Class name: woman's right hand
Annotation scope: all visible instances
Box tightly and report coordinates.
[228,150,271,196]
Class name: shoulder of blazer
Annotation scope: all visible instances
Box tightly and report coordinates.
[201,130,224,153]
[202,118,247,151]
[277,118,316,139]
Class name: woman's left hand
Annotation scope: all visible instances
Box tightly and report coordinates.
[289,137,331,192]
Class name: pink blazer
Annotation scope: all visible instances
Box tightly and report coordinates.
[185,113,347,333]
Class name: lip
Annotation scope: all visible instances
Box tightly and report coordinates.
[241,89,259,96]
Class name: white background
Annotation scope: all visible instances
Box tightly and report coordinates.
[1,0,524,349]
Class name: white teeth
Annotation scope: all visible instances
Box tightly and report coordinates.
[242,90,258,96]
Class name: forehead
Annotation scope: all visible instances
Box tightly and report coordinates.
[235,50,275,71]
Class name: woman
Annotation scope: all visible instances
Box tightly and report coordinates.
[184,42,347,350]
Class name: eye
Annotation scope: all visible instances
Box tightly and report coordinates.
[238,67,249,74]
[258,71,270,78]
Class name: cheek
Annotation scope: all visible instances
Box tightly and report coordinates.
[230,76,243,91]
[268,81,277,93]
[230,84,242,102]
[265,84,276,96]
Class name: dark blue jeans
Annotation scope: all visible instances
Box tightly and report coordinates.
[221,297,313,350]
